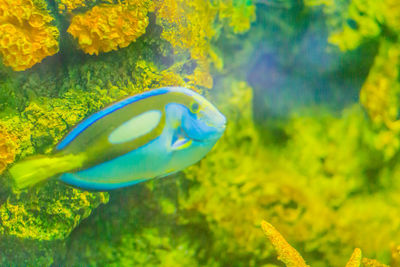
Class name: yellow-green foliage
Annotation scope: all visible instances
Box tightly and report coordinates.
[327,0,382,51]
[311,0,400,51]
[85,228,200,266]
[0,184,108,240]
[155,0,256,88]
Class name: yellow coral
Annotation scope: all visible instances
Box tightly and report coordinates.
[325,0,400,51]
[391,244,400,266]
[218,0,256,34]
[58,0,86,13]
[262,220,391,266]
[155,0,217,89]
[346,248,362,267]
[0,125,18,174]
[67,1,153,55]
[358,40,400,159]
[360,40,400,127]
[261,220,309,267]
[0,0,59,71]
[361,258,390,267]
[328,0,383,51]
[155,0,255,89]
[382,0,400,34]
[0,188,109,240]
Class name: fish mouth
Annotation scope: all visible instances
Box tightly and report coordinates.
[181,126,203,143]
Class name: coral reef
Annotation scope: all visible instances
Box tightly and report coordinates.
[67,1,153,55]
[2,1,400,266]
[0,0,59,71]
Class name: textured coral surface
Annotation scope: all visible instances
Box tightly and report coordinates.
[0,0,59,71]
[67,1,153,55]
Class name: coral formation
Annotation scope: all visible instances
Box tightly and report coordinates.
[359,40,400,160]
[57,0,92,13]
[0,126,18,174]
[261,220,309,267]
[218,0,256,34]
[327,1,382,51]
[0,185,109,240]
[359,40,400,128]
[155,0,256,89]
[67,1,153,55]
[312,0,400,52]
[0,0,59,71]
[262,220,389,267]
[361,258,390,267]
[346,248,362,267]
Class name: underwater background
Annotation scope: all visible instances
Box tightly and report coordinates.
[1,0,400,266]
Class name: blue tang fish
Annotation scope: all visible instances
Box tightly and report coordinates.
[10,87,226,190]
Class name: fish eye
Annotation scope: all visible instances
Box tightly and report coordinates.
[190,102,200,113]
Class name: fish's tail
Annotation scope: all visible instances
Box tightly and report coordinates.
[9,153,86,190]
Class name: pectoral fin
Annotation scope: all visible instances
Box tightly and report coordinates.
[172,137,192,150]
[171,127,192,150]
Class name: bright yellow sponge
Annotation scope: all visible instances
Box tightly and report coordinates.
[0,126,18,174]
[0,0,59,71]
[67,1,152,55]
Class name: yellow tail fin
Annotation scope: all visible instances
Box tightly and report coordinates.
[9,153,86,189]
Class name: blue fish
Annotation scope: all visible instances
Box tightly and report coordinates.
[10,87,226,190]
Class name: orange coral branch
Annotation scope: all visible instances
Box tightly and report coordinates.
[346,248,362,267]
[0,125,18,174]
[261,220,309,267]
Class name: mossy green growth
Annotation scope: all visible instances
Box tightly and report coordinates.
[0,182,109,240]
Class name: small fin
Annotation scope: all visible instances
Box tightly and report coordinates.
[171,126,193,150]
[171,136,192,150]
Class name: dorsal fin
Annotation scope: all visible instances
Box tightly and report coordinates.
[56,88,170,150]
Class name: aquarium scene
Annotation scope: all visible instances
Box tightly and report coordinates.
[2,0,400,266]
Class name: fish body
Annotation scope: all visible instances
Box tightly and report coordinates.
[10,87,226,190]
